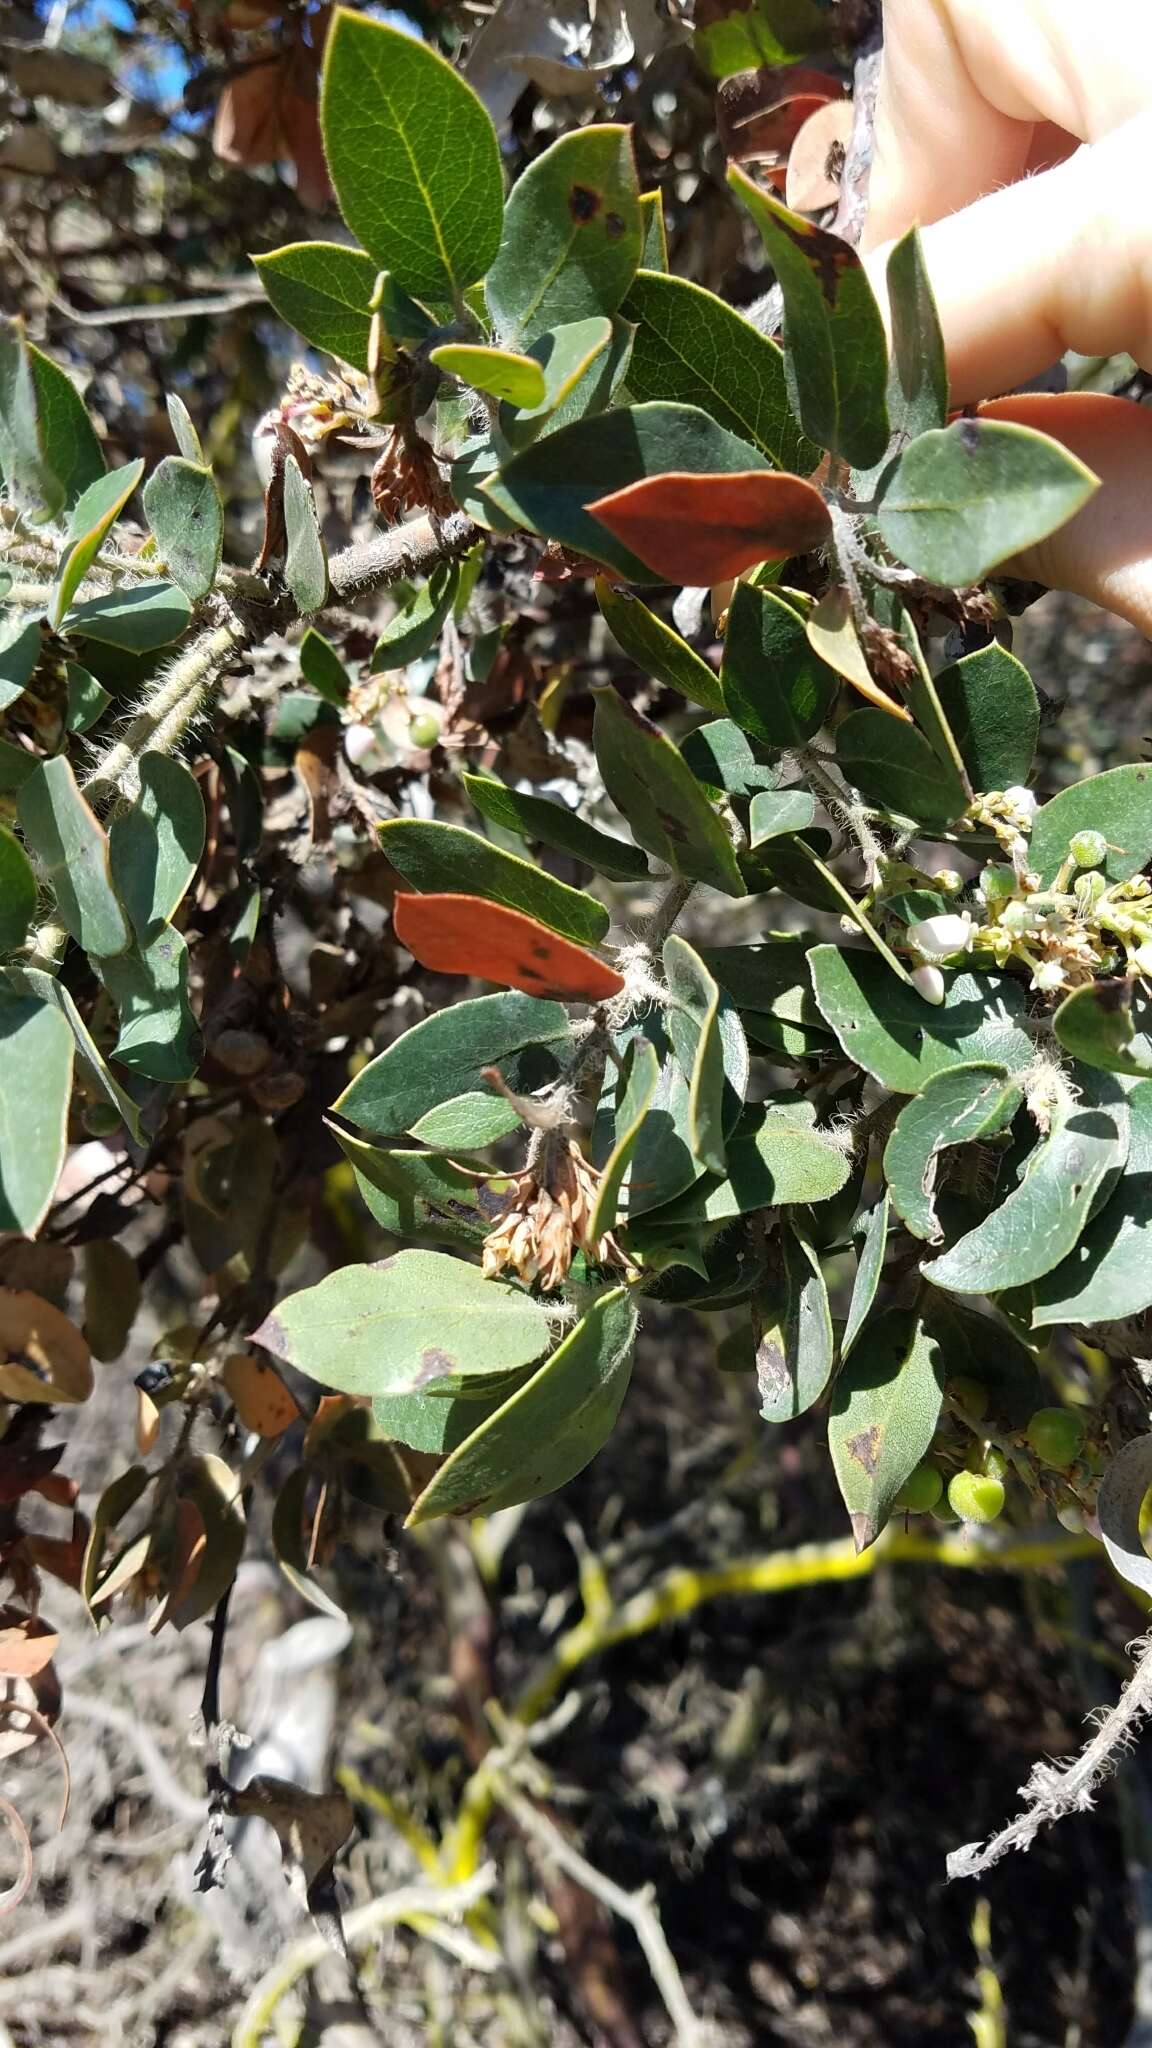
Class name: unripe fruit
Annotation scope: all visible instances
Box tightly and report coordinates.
[1069,829,1107,870]
[948,1470,1005,1523]
[894,1462,944,1513]
[82,1102,122,1137]
[408,711,441,750]
[979,1444,1009,1482]
[948,1376,989,1422]
[930,1498,960,1525]
[1025,1407,1084,1469]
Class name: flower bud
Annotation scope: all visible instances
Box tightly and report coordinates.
[1069,829,1108,869]
[1003,785,1038,822]
[907,912,972,961]
[911,962,946,1005]
[933,870,964,895]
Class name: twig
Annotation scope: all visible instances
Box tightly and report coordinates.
[493,1784,704,2048]
[947,1633,1152,1881]
[2,233,264,328]
[229,1864,500,2048]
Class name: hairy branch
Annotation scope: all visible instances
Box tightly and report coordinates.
[947,1634,1152,1881]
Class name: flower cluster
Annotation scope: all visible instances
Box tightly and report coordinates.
[482,1137,633,1292]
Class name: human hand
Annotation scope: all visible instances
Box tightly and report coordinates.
[862,0,1152,631]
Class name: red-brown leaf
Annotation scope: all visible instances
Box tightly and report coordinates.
[394,894,625,1003]
[587,470,831,585]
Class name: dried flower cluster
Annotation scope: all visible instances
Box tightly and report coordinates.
[482,1137,633,1292]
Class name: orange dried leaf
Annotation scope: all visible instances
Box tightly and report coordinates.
[587,470,832,586]
[0,1608,59,1679]
[394,893,626,1003]
[221,1351,302,1437]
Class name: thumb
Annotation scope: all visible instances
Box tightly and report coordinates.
[976,393,1152,636]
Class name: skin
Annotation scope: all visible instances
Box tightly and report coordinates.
[861,0,1152,631]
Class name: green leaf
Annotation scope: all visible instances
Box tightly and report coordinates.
[699,939,823,1035]
[409,1093,523,1150]
[635,1100,850,1235]
[500,317,614,444]
[756,1219,834,1423]
[933,643,1039,794]
[254,242,382,371]
[885,226,948,442]
[334,990,571,1138]
[166,393,205,464]
[681,721,776,798]
[371,562,458,670]
[842,1192,890,1358]
[1029,764,1152,887]
[835,707,968,826]
[883,1064,1023,1242]
[406,1287,637,1524]
[0,617,43,711]
[28,338,105,512]
[108,753,205,939]
[12,963,144,1144]
[52,461,144,627]
[591,686,747,895]
[1032,1080,1152,1327]
[640,190,668,271]
[431,343,546,408]
[0,316,63,521]
[487,125,641,345]
[65,663,110,734]
[299,627,351,705]
[809,947,1033,1089]
[0,988,73,1234]
[321,13,503,306]
[596,577,723,713]
[695,0,833,75]
[380,818,610,944]
[463,772,649,881]
[727,171,889,469]
[588,1036,661,1239]
[925,1076,1129,1295]
[1054,978,1152,1078]
[482,401,770,583]
[888,603,972,798]
[749,788,816,845]
[142,456,223,602]
[66,581,191,651]
[623,269,818,473]
[614,997,748,1222]
[0,825,36,954]
[663,936,728,1176]
[255,1249,550,1400]
[18,755,130,957]
[720,582,838,748]
[829,1309,945,1550]
[786,846,912,984]
[282,455,328,615]
[333,1126,513,1248]
[96,925,201,1082]
[876,419,1098,584]
[372,1386,506,1458]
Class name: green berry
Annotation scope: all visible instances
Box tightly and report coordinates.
[979,1444,1009,1482]
[930,1498,960,1525]
[948,1376,989,1422]
[1025,1407,1085,1469]
[1069,829,1108,870]
[948,1470,1005,1523]
[894,1462,944,1513]
[83,1102,122,1137]
[408,712,441,750]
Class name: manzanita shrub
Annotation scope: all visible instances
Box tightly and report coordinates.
[4,5,1152,1880]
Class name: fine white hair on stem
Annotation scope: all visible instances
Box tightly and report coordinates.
[947,1633,1152,1880]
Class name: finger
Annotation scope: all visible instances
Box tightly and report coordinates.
[865,0,1152,248]
[979,393,1152,635]
[865,113,1152,404]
